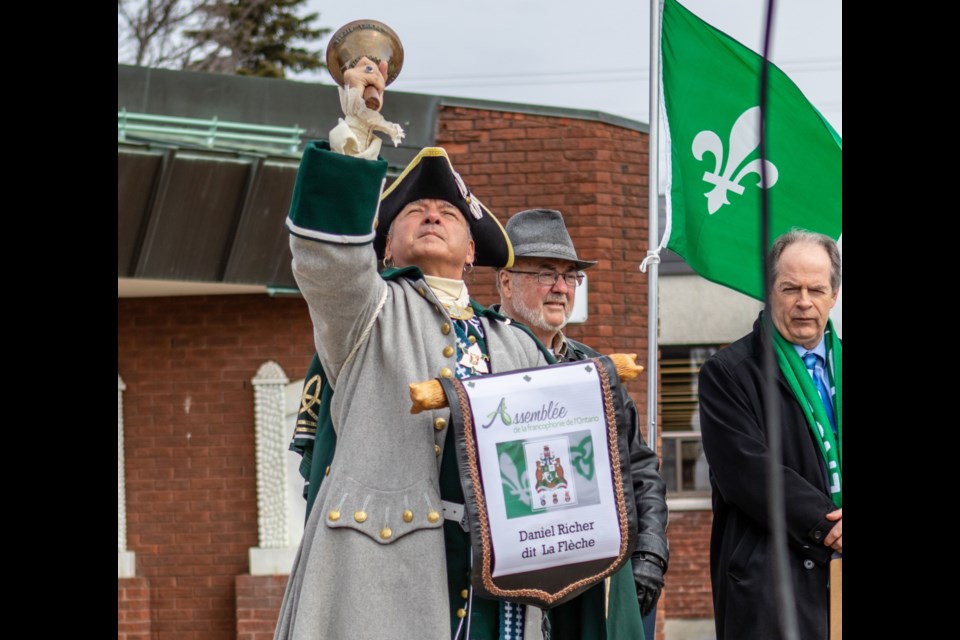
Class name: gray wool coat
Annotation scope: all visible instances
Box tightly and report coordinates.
[275,146,547,640]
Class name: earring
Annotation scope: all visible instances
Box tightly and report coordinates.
[463,262,474,274]
[383,257,395,269]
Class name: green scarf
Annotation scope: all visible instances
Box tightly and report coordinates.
[771,318,842,507]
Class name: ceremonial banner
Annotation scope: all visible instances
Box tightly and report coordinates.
[440,357,637,608]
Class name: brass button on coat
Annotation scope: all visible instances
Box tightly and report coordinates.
[354,511,368,523]
[468,335,477,344]
[328,510,341,522]
[434,444,441,457]
[380,527,393,540]
[443,345,455,358]
[460,589,469,599]
[403,510,414,523]
[439,367,453,379]
[434,417,447,431]
[456,608,467,619]
[324,466,331,476]
[417,287,426,297]
[427,510,441,523]
[441,322,451,335]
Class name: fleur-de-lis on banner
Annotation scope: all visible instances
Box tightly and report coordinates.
[692,106,779,214]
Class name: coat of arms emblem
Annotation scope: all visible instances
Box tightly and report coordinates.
[526,439,578,509]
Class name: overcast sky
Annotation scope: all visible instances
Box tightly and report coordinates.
[301,0,842,135]
[298,1,843,333]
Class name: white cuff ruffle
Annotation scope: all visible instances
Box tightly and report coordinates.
[329,86,405,159]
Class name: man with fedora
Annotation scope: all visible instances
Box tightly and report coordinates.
[278,60,652,640]
[494,209,669,638]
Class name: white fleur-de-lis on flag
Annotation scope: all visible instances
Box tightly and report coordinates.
[692,106,779,214]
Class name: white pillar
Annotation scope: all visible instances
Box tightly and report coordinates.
[249,361,297,575]
[118,374,136,578]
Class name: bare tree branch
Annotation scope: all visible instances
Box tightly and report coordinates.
[118,0,214,68]
[119,0,328,78]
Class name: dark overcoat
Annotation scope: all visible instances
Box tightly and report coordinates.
[698,317,838,640]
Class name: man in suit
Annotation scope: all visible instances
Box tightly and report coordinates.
[698,229,842,639]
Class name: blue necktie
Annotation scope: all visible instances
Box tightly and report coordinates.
[803,353,836,435]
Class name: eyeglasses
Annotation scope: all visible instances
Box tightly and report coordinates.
[507,270,585,287]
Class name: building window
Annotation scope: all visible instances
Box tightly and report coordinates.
[660,345,719,496]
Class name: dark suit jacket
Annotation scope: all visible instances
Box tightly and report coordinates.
[699,316,838,640]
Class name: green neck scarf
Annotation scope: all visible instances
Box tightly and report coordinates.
[770,317,842,507]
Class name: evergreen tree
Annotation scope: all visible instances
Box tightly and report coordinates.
[185,0,328,78]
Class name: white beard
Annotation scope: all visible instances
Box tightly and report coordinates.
[511,293,569,335]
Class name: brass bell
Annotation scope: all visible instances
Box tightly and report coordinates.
[325,20,404,110]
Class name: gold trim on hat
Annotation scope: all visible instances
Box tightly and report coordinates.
[379,146,514,268]
[380,147,451,201]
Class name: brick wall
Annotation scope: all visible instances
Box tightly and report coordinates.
[118,295,315,639]
[118,577,151,639]
[437,107,650,418]
[662,510,715,619]
[236,575,289,640]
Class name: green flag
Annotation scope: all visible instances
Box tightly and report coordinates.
[662,0,842,300]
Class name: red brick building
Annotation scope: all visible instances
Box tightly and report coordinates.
[118,65,734,640]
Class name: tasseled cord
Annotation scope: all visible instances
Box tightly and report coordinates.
[540,609,551,640]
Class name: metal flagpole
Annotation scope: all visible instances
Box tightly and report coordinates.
[646,0,662,461]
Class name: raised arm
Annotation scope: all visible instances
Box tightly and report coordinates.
[287,143,390,387]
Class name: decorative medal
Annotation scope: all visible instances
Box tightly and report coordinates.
[443,301,475,320]
[459,342,489,374]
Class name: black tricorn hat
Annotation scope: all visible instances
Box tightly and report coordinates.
[375,147,514,268]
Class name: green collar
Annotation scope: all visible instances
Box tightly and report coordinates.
[380,265,424,281]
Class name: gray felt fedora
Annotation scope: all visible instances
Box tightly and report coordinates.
[504,209,597,270]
